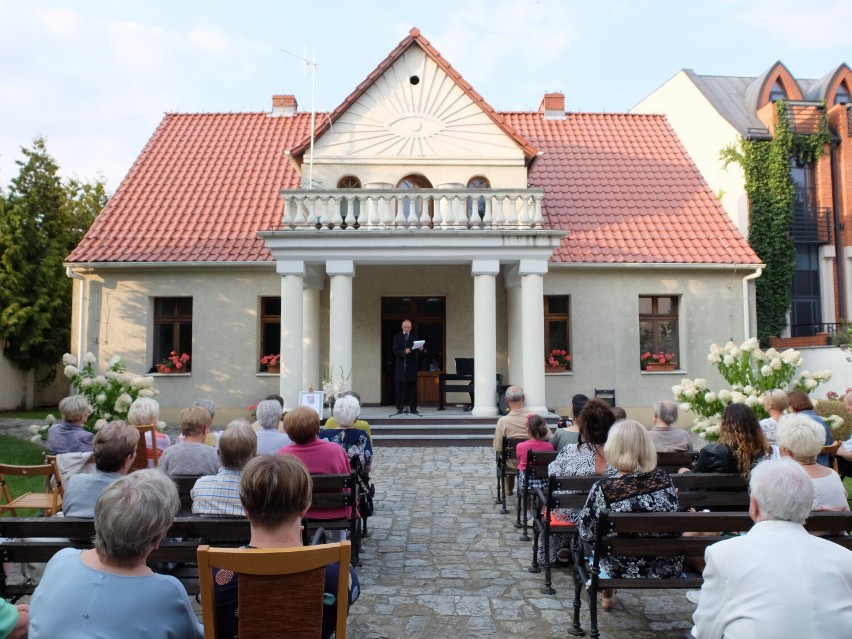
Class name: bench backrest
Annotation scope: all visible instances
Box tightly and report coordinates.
[501,437,527,465]
[656,451,699,472]
[525,450,558,479]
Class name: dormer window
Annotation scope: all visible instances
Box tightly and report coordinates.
[769,80,787,102]
[835,82,850,105]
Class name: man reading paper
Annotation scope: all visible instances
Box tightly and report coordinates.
[393,319,423,414]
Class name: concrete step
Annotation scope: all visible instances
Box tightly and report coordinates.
[370,420,495,447]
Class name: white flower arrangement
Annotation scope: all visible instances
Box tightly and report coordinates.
[322,366,351,404]
[673,339,836,442]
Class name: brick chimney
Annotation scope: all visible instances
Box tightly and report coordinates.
[540,92,566,120]
[271,94,297,117]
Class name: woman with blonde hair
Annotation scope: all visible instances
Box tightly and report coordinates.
[777,414,848,510]
[692,403,770,477]
[578,420,683,611]
[127,397,171,467]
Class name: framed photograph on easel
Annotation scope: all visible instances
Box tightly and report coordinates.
[298,391,325,418]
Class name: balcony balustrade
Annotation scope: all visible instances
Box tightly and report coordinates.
[790,206,832,245]
[281,187,545,231]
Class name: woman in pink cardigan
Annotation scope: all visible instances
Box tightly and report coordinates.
[278,406,351,522]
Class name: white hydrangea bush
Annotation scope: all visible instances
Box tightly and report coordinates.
[32,353,160,441]
[674,339,835,442]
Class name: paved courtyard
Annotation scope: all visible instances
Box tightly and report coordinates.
[1,421,698,637]
[350,446,696,638]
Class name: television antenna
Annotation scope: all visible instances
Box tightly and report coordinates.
[280,47,317,189]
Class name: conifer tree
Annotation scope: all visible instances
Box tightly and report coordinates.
[0,137,106,371]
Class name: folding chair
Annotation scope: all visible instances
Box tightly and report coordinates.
[822,441,841,473]
[197,542,351,639]
[131,425,159,470]
[0,461,62,516]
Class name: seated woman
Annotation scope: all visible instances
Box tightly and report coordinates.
[28,470,203,638]
[544,399,617,563]
[320,395,373,472]
[323,390,373,443]
[254,399,292,455]
[516,414,554,518]
[776,414,849,511]
[213,455,359,639]
[127,397,171,466]
[690,403,770,477]
[578,420,684,612]
[279,406,352,530]
[46,395,93,454]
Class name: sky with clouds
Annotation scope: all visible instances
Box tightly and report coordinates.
[1,0,850,190]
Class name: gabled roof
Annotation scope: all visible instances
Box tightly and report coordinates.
[505,112,759,265]
[67,108,759,266]
[288,27,538,164]
[67,113,312,263]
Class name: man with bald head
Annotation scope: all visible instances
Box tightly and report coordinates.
[493,385,531,496]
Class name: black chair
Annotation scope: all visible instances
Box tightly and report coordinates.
[498,437,527,514]
[518,450,557,540]
[594,388,615,407]
[304,472,361,566]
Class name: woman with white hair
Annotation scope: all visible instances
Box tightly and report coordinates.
[254,399,291,455]
[127,397,171,467]
[776,414,848,511]
[46,395,94,454]
[320,394,373,472]
[28,470,203,638]
[578,420,683,612]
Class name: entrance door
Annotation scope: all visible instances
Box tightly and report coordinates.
[381,297,445,405]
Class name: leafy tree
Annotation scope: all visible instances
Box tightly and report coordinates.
[0,137,106,372]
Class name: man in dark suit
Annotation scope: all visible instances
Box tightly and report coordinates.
[393,319,419,414]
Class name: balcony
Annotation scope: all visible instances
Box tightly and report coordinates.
[790,206,832,245]
[783,102,824,135]
[281,187,545,231]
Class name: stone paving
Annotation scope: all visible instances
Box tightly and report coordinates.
[1,419,699,638]
[349,446,696,639]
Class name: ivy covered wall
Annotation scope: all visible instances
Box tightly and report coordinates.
[721,101,829,344]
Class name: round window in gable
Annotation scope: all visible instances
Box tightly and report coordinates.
[409,75,420,85]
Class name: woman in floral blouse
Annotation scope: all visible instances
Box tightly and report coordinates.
[578,419,683,611]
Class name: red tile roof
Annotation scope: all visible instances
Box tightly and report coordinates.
[505,112,760,264]
[67,109,759,266]
[67,112,312,264]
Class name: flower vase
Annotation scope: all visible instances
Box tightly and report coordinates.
[267,364,280,374]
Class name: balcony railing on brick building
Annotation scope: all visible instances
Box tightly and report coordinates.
[281,188,545,231]
[784,102,824,135]
[791,206,832,245]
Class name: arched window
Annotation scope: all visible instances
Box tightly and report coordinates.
[467,176,490,219]
[337,176,361,222]
[769,80,787,102]
[835,81,850,105]
[396,174,433,221]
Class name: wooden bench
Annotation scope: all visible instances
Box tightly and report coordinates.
[655,450,699,473]
[0,516,252,600]
[529,473,750,594]
[496,436,526,513]
[518,450,557,540]
[568,510,852,639]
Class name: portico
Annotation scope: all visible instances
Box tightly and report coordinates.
[261,226,563,414]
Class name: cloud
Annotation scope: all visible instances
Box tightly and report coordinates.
[37,7,82,37]
[188,25,232,57]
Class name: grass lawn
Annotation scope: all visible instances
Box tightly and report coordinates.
[0,433,50,516]
[0,409,55,420]
[844,476,852,510]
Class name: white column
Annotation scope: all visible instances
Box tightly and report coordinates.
[278,261,305,411]
[327,260,355,393]
[505,271,523,386]
[519,259,548,413]
[302,266,325,393]
[471,260,500,417]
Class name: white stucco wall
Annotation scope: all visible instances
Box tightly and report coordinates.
[306,46,529,190]
[632,71,749,235]
[542,265,751,424]
[0,352,67,410]
[72,262,751,426]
